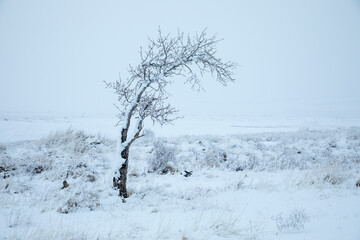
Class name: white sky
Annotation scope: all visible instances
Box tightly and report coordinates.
[1,0,360,118]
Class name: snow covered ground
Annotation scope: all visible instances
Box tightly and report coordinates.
[1,113,360,142]
[0,115,360,239]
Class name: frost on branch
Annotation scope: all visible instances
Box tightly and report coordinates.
[106,29,236,135]
[105,29,236,197]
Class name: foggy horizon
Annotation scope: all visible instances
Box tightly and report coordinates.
[1,0,360,119]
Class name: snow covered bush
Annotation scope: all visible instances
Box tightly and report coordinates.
[0,129,114,213]
[298,165,347,187]
[142,128,155,139]
[204,148,227,168]
[40,128,109,156]
[58,190,100,214]
[272,209,310,232]
[244,153,260,170]
[149,139,176,174]
[322,170,344,185]
[188,139,228,169]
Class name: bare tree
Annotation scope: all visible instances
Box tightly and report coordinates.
[106,29,236,198]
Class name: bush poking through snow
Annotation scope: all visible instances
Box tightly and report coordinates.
[58,190,100,214]
[356,179,360,187]
[272,209,310,232]
[41,128,109,155]
[0,128,114,213]
[149,139,176,174]
[323,173,343,185]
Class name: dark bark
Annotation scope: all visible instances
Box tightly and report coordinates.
[121,128,127,142]
[113,147,129,198]
[114,118,144,198]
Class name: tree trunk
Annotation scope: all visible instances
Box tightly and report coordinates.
[113,147,129,198]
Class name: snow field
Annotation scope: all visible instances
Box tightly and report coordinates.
[0,127,360,239]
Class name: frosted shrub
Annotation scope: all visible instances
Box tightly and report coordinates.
[194,139,228,168]
[245,153,260,170]
[323,172,343,185]
[58,190,100,214]
[272,209,310,232]
[149,139,176,174]
[41,128,109,156]
[142,128,155,138]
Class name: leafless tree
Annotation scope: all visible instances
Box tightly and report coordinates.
[106,29,236,198]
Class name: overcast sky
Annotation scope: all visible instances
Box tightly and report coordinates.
[1,0,360,118]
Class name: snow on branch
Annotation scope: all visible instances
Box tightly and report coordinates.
[106,29,236,149]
